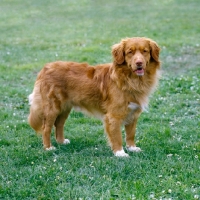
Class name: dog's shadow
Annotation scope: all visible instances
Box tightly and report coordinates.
[52,136,113,157]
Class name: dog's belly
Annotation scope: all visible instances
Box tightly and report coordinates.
[73,102,143,124]
[73,106,104,120]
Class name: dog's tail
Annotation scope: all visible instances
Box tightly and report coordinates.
[28,86,43,134]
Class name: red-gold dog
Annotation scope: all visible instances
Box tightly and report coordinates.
[28,37,161,157]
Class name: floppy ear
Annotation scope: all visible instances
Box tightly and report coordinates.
[149,39,160,63]
[112,41,125,65]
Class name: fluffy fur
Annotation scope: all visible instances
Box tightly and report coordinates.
[28,37,161,157]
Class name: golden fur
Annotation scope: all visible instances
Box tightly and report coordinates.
[28,37,161,156]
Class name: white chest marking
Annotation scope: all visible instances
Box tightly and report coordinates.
[124,102,141,125]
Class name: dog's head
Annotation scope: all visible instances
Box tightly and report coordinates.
[112,37,160,76]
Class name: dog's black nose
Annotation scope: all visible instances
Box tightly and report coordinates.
[136,61,143,67]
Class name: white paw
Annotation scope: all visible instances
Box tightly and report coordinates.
[63,139,70,144]
[127,146,142,152]
[46,146,56,151]
[114,149,129,157]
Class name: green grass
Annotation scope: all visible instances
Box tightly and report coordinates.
[0,0,200,199]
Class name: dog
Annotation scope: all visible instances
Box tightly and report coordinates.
[28,37,161,157]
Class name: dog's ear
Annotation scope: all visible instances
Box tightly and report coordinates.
[149,39,160,63]
[112,40,125,65]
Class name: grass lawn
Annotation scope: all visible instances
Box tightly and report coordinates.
[0,0,200,199]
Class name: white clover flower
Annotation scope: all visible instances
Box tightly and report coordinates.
[176,181,181,185]
[131,194,136,200]
[169,121,174,126]
[149,192,155,198]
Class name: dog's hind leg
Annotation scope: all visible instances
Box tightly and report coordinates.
[54,107,72,145]
[42,115,57,150]
[41,103,62,150]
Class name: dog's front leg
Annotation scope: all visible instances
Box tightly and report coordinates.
[104,115,129,157]
[125,117,142,152]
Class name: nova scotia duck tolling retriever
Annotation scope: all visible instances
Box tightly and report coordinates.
[28,37,161,157]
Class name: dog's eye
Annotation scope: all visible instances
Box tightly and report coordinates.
[143,49,149,53]
[127,50,135,55]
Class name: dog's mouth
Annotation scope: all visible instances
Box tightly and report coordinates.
[134,67,144,76]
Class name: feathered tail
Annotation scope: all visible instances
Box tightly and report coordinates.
[28,85,43,134]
